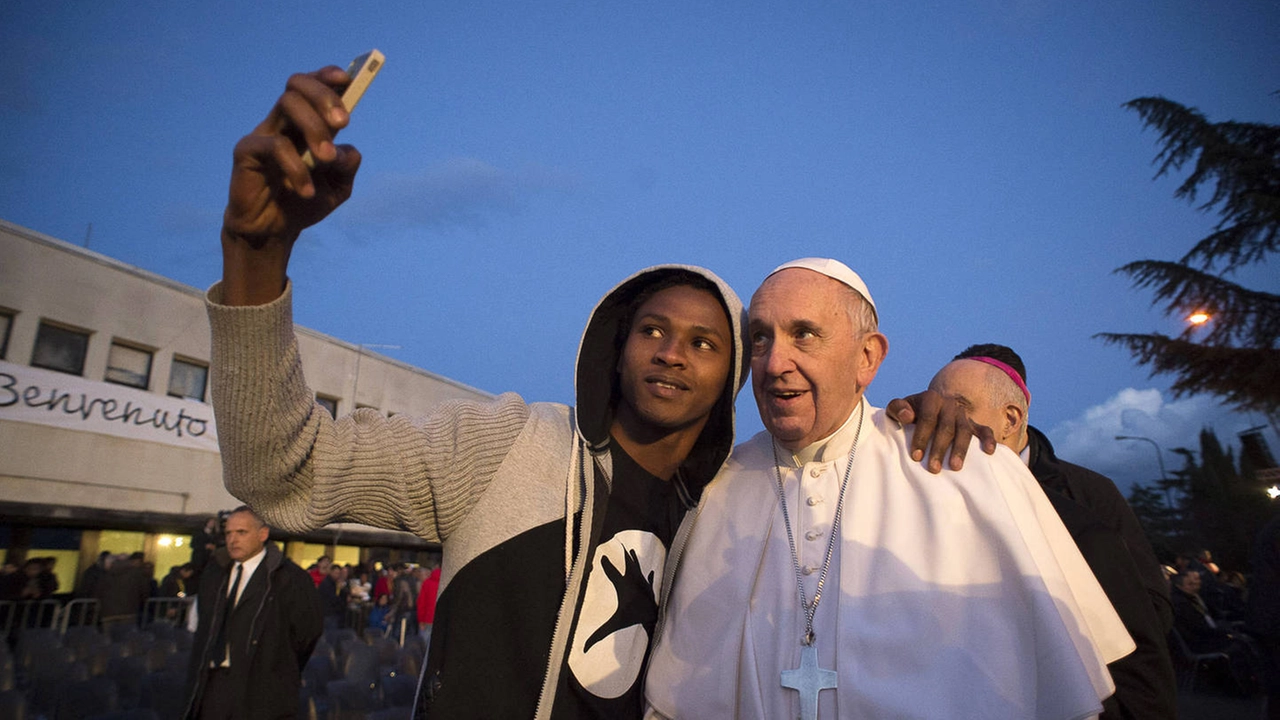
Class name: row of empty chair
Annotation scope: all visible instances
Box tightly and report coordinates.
[2,620,191,720]
[2,599,428,720]
[301,627,427,719]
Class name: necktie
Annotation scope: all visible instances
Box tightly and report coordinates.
[212,563,243,665]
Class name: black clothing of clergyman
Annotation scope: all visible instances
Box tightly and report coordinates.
[1026,426,1177,720]
[183,543,322,720]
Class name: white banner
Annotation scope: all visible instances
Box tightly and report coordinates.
[0,359,219,453]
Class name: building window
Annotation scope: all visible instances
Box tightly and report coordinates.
[104,341,153,389]
[316,394,339,418]
[168,357,208,401]
[0,310,12,359]
[31,322,90,376]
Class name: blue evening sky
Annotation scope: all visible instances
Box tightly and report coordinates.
[3,1,1277,493]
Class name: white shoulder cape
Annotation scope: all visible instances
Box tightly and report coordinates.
[645,403,1133,720]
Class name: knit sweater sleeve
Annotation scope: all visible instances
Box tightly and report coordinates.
[205,281,529,542]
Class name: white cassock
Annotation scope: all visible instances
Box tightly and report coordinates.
[644,398,1134,720]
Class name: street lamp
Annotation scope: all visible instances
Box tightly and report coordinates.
[1115,435,1173,506]
[1186,311,1211,326]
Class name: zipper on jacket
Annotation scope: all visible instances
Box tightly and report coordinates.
[532,441,596,720]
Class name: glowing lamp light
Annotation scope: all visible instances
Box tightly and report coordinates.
[158,536,173,547]
[175,538,185,547]
[1187,311,1211,325]
[1268,486,1280,500]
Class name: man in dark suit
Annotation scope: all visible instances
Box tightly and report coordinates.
[183,506,322,720]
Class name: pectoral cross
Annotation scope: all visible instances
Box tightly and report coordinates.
[780,643,837,720]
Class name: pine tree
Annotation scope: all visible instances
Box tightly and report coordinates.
[1096,97,1280,422]
[1166,429,1272,570]
[1126,482,1182,562]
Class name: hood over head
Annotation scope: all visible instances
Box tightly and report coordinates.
[574,264,747,494]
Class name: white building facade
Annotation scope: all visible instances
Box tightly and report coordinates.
[0,219,490,587]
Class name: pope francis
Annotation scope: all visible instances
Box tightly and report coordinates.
[643,258,1135,720]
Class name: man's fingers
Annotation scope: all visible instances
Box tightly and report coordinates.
[896,388,992,473]
[885,398,917,425]
[252,70,350,166]
[974,424,997,454]
[312,145,362,207]
[277,91,337,165]
[313,64,354,88]
[330,144,362,178]
[948,420,974,471]
[265,133,315,198]
[949,420,997,470]
[254,70,342,134]
[925,401,957,474]
[286,68,351,128]
[905,392,940,462]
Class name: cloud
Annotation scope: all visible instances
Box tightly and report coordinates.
[1045,388,1275,496]
[341,157,574,232]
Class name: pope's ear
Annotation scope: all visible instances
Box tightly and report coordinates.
[856,332,889,387]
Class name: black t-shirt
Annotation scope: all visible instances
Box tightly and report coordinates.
[551,442,687,719]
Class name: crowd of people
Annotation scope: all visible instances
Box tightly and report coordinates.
[304,554,442,641]
[0,519,443,646]
[0,557,60,601]
[1166,547,1271,698]
[1,552,171,632]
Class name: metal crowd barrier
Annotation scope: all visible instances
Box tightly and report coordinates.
[143,596,193,627]
[59,597,100,633]
[0,598,63,642]
[17,599,60,631]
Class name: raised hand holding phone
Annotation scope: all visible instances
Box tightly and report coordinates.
[220,52,384,307]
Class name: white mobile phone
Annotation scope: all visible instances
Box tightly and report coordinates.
[302,49,385,169]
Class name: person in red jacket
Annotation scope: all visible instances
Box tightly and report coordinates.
[418,557,442,641]
[308,555,331,588]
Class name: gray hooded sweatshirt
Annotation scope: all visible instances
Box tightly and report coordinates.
[205,264,746,719]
